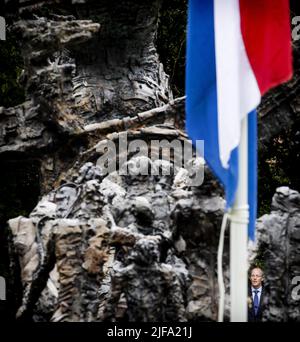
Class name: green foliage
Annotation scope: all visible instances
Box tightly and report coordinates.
[258,115,300,216]
[157,0,187,97]
[0,158,40,303]
[0,33,25,108]
[157,0,300,219]
[0,159,40,225]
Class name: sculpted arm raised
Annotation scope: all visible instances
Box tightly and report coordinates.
[16,232,56,320]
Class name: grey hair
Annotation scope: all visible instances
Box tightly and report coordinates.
[250,266,264,279]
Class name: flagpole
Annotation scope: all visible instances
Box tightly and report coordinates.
[230,116,249,322]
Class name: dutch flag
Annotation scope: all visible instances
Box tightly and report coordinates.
[186,0,293,240]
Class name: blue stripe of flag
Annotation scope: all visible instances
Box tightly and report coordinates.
[186,0,257,239]
[248,110,257,240]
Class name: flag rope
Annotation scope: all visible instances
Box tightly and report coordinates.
[217,212,229,322]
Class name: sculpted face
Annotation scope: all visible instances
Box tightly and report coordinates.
[250,268,264,289]
[132,238,160,266]
[174,199,193,220]
[76,163,104,184]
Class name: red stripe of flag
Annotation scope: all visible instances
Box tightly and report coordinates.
[239,0,293,95]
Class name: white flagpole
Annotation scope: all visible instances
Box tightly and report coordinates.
[230,116,249,322]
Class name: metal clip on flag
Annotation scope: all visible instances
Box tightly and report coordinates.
[186,0,292,322]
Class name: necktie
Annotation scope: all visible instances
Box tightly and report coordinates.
[253,290,259,316]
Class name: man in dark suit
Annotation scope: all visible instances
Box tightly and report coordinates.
[248,266,264,322]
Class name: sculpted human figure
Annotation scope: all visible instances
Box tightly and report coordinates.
[8,199,59,320]
[9,217,39,286]
[9,198,58,284]
[13,173,144,322]
[103,238,187,322]
[15,215,144,322]
[74,162,104,185]
[55,184,78,218]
